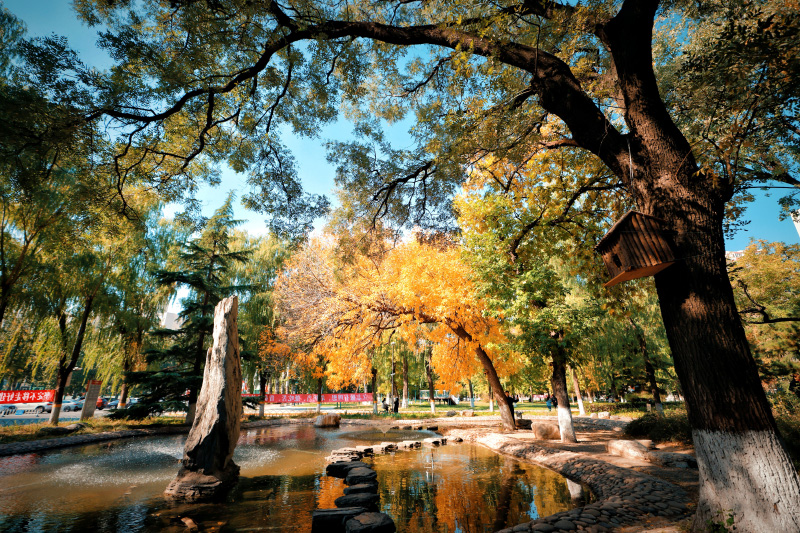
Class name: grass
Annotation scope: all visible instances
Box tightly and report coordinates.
[0,416,187,445]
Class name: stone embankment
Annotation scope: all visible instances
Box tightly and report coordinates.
[445,430,692,533]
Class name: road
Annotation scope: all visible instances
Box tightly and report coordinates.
[0,409,112,426]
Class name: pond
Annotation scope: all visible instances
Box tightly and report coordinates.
[0,424,591,532]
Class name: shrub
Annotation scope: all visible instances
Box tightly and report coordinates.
[624,410,692,444]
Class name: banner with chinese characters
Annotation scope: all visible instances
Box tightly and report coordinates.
[248,393,374,403]
[0,390,55,404]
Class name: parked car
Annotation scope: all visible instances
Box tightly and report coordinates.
[96,397,108,410]
[27,401,53,414]
[107,399,119,409]
[61,400,83,412]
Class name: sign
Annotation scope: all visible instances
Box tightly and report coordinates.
[250,393,373,404]
[80,380,103,420]
[0,390,54,404]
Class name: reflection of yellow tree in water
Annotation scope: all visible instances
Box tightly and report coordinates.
[316,475,346,510]
[372,446,577,532]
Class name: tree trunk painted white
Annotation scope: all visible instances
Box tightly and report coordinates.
[693,429,800,532]
[468,379,475,409]
[429,399,435,414]
[489,397,494,412]
[557,404,576,443]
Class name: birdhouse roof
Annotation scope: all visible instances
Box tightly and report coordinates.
[595,210,669,251]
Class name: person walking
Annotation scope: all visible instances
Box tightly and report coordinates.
[545,393,552,412]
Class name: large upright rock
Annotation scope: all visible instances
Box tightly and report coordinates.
[165,296,242,502]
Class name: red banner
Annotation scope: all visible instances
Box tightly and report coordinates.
[0,390,55,404]
[245,393,374,403]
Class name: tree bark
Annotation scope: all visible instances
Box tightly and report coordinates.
[316,377,323,413]
[551,351,577,442]
[569,365,586,416]
[425,349,436,414]
[258,371,268,417]
[50,294,95,426]
[371,366,378,415]
[468,378,475,409]
[475,346,515,431]
[401,350,408,409]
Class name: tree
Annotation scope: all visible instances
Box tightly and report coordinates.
[72,0,800,526]
[276,236,520,429]
[127,196,251,422]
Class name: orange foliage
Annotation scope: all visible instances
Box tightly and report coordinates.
[276,237,519,390]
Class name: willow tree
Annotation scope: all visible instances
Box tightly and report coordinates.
[72,0,800,527]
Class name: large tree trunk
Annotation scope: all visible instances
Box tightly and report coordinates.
[258,371,268,417]
[593,3,800,525]
[425,350,436,414]
[401,350,408,409]
[316,377,323,413]
[569,366,586,416]
[475,346,515,431]
[371,366,378,415]
[50,294,95,426]
[550,352,576,443]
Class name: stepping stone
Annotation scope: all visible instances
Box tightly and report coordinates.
[355,446,374,456]
[371,444,391,454]
[327,453,361,463]
[335,492,379,511]
[450,436,463,443]
[311,507,368,533]
[346,467,378,485]
[423,438,441,446]
[346,512,396,533]
[327,461,370,478]
[378,442,397,452]
[426,426,438,431]
[344,482,379,495]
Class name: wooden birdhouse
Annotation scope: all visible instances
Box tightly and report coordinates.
[595,211,676,288]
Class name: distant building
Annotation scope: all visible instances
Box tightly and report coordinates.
[725,250,745,261]
[161,311,182,330]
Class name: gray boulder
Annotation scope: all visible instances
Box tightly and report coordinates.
[345,512,397,533]
[312,507,368,533]
[346,467,378,485]
[344,482,379,495]
[165,296,242,502]
[327,461,370,478]
[335,492,380,510]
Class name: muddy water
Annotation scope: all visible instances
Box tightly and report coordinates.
[0,426,589,532]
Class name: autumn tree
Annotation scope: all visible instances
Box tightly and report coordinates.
[277,236,520,429]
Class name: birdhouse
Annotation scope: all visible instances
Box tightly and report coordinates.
[595,211,676,288]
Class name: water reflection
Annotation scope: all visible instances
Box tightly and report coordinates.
[0,426,589,532]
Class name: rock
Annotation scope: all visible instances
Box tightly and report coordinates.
[327,461,370,478]
[589,413,598,419]
[346,512,396,533]
[355,446,374,456]
[597,411,610,419]
[515,419,532,430]
[635,439,656,450]
[426,425,438,431]
[378,442,397,452]
[531,524,555,532]
[450,436,463,443]
[423,438,441,446]
[312,508,368,533]
[335,492,380,510]
[180,517,198,530]
[461,410,475,417]
[346,467,378,485]
[314,414,342,428]
[344,482,379,495]
[401,425,412,430]
[446,410,457,417]
[327,453,362,462]
[607,439,651,461]
[531,422,561,440]
[37,426,78,436]
[165,296,242,502]
[552,519,576,530]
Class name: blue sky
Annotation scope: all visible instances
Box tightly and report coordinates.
[5,0,799,250]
